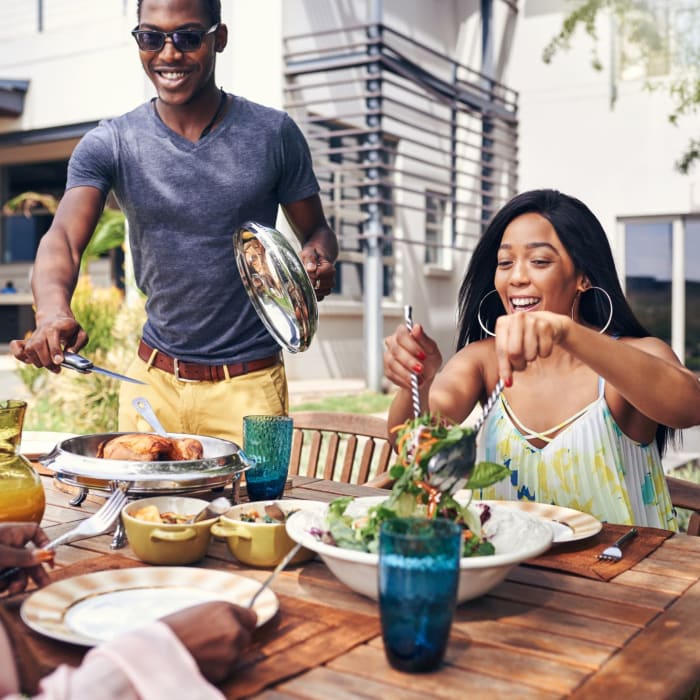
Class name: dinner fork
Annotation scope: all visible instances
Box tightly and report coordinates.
[0,485,128,582]
[596,527,638,562]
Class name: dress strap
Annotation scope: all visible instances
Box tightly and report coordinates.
[500,393,597,444]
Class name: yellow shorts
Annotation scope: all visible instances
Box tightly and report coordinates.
[118,355,288,446]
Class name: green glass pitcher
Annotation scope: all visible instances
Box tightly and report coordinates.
[0,400,46,523]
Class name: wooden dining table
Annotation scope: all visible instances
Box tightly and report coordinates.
[2,473,699,699]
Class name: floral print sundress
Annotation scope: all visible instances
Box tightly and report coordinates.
[476,377,677,530]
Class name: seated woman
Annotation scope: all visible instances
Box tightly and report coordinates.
[384,189,700,529]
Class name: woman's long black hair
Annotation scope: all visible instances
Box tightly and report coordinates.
[457,188,673,454]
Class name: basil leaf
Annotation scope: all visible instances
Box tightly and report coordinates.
[465,461,511,489]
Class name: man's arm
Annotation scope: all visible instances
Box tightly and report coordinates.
[283,194,338,300]
[10,186,106,370]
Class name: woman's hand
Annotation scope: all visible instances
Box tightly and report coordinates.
[163,601,258,683]
[495,311,570,386]
[383,322,442,390]
[0,522,52,595]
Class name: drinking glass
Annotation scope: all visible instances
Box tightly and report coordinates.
[242,415,294,501]
[378,517,461,672]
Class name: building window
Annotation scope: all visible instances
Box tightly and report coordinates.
[624,221,672,344]
[424,190,447,267]
[685,220,700,371]
[623,217,699,370]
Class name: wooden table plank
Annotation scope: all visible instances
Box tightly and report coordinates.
[460,596,639,646]
[275,666,428,700]
[448,617,616,670]
[510,567,677,609]
[490,580,661,627]
[571,580,700,699]
[327,645,562,699]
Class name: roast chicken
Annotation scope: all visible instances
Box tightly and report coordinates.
[96,433,204,461]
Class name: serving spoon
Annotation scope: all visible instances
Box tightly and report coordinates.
[187,496,232,524]
[132,397,168,436]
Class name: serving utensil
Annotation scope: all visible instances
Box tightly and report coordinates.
[131,397,168,436]
[61,352,146,385]
[0,486,128,582]
[246,542,303,608]
[597,527,638,562]
[426,380,504,495]
[187,496,231,524]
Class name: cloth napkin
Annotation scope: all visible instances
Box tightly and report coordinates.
[525,522,674,581]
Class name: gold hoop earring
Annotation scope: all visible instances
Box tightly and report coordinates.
[571,286,613,335]
[477,289,501,338]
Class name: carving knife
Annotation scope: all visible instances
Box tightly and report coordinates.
[61,352,146,385]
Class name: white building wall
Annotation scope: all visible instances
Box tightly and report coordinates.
[508,0,700,257]
[0,0,501,382]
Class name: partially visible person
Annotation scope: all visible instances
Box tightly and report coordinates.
[384,189,700,530]
[10,0,338,446]
[1,281,17,294]
[0,522,257,700]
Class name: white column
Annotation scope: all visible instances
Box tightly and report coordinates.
[672,218,685,363]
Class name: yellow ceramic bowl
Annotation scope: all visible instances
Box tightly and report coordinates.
[122,496,217,565]
[211,499,319,568]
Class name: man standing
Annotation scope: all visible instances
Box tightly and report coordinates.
[11,0,338,444]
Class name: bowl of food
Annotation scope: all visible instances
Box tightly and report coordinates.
[285,496,553,603]
[122,496,218,565]
[211,499,324,568]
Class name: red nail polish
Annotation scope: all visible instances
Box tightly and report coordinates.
[413,363,423,373]
[417,350,426,361]
[505,377,513,388]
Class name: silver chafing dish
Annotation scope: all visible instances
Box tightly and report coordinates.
[41,432,250,496]
[41,433,251,547]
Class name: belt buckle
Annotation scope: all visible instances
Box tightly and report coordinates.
[173,358,200,383]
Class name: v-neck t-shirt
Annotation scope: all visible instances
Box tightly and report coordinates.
[66,94,320,364]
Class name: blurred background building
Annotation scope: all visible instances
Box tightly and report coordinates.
[0,0,698,401]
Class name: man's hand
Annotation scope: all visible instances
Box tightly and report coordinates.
[11,313,88,372]
[300,247,336,300]
[163,601,258,683]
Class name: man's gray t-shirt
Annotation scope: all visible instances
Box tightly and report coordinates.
[66,95,319,364]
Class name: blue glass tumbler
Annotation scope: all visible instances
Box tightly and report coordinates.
[378,517,462,672]
[242,415,294,501]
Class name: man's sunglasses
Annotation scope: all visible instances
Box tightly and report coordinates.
[131,23,218,52]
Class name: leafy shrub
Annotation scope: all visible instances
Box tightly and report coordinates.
[17,277,145,433]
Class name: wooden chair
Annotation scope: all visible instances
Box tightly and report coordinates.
[289,411,394,487]
[289,411,700,534]
[667,475,700,536]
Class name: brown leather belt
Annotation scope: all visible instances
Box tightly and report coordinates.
[138,339,281,382]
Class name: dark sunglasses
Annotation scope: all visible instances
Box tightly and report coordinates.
[131,23,218,52]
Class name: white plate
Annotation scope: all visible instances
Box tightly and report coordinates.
[21,567,278,646]
[453,493,603,543]
[285,496,553,603]
[20,431,77,459]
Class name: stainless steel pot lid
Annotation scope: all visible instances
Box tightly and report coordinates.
[41,433,250,482]
[234,222,318,353]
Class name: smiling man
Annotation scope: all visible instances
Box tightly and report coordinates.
[11,0,338,445]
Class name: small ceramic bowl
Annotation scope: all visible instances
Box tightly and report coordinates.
[211,499,322,568]
[121,496,218,565]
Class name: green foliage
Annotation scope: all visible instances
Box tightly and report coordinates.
[544,0,700,173]
[17,278,146,434]
[672,461,700,533]
[291,391,393,414]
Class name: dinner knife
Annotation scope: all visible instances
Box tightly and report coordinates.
[61,352,146,385]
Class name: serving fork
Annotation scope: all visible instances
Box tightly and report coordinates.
[597,527,638,562]
[0,485,128,583]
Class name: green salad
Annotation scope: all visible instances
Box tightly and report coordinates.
[318,415,511,557]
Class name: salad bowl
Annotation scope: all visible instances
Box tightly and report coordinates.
[285,496,553,604]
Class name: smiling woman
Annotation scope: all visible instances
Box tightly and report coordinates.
[383,189,700,531]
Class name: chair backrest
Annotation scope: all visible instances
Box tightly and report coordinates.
[289,411,393,485]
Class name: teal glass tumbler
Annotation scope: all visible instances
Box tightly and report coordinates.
[378,517,462,672]
[242,415,294,501]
